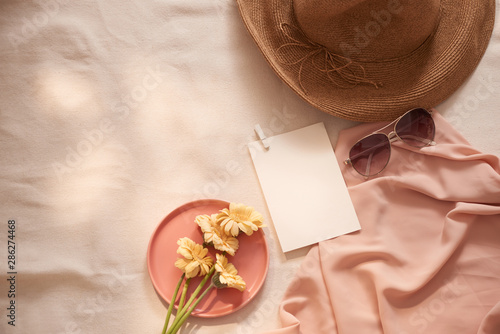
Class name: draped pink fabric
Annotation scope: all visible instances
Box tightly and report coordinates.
[265,111,500,334]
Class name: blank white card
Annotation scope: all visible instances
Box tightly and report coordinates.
[248,122,361,253]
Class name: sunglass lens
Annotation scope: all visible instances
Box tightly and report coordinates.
[349,133,391,177]
[395,108,435,147]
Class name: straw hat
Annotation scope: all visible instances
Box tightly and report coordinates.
[236,0,495,122]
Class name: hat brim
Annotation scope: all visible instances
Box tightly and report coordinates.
[236,0,495,122]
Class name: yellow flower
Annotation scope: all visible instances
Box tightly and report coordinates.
[195,214,218,245]
[213,254,246,292]
[174,237,213,278]
[216,203,265,237]
[195,214,239,256]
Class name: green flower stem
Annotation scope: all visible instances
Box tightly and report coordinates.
[168,283,215,334]
[162,273,185,334]
[177,277,191,312]
[178,266,215,317]
[167,266,216,334]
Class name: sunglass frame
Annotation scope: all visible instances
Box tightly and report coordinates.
[344,108,436,177]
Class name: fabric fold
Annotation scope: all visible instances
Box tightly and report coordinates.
[264,111,500,333]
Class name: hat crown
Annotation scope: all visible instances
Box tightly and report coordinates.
[293,0,441,60]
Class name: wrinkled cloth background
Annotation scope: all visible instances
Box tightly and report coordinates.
[0,1,499,333]
[264,112,500,333]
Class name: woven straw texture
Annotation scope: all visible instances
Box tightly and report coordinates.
[237,0,495,122]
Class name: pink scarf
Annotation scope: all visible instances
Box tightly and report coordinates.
[266,111,500,333]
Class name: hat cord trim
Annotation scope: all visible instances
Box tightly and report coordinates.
[276,23,379,93]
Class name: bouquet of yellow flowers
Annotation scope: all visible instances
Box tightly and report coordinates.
[161,203,265,334]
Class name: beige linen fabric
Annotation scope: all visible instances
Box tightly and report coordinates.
[0,1,499,333]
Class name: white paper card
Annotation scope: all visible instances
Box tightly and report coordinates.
[248,122,361,253]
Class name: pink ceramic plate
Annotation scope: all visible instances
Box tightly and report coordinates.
[147,199,269,317]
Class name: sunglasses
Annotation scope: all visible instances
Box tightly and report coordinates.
[344,108,436,177]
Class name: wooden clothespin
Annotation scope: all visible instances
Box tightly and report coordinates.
[254,124,271,150]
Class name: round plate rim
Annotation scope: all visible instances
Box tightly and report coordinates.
[146,199,269,318]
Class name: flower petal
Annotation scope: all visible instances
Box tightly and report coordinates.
[216,203,265,237]
[174,258,189,271]
[185,261,200,278]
